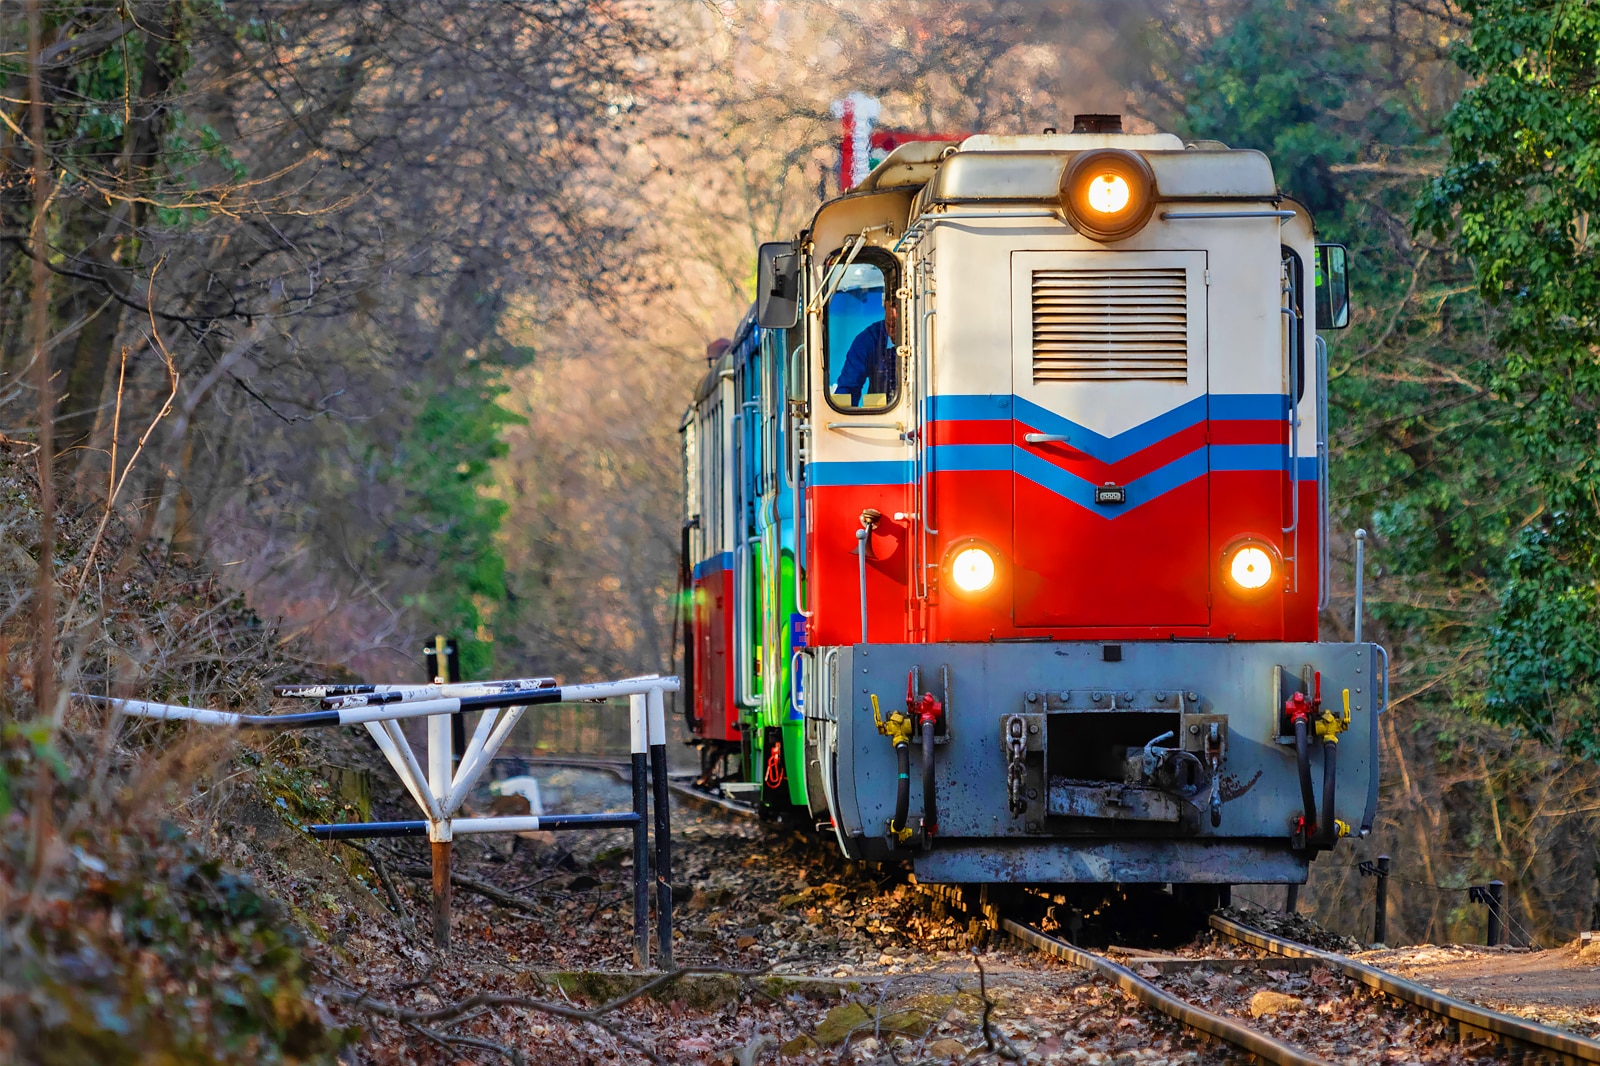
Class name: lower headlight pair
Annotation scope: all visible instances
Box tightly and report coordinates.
[940,538,1281,598]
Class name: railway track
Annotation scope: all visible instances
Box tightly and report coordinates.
[922,882,1600,1066]
[505,757,1599,1064]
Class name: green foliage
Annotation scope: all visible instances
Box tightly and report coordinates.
[1418,0,1600,754]
[1176,0,1398,214]
[1175,1,1525,601]
[387,368,526,678]
[1484,516,1600,757]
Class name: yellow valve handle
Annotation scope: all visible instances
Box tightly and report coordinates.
[1335,819,1351,838]
[872,694,913,744]
[1342,687,1352,726]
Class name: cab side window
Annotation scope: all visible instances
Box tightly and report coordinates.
[823,254,899,413]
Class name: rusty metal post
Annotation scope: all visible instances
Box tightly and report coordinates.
[1374,855,1390,945]
[648,685,674,969]
[431,839,452,948]
[1285,884,1299,913]
[427,669,454,949]
[1487,879,1504,947]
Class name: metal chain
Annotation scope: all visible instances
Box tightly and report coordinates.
[1005,715,1028,816]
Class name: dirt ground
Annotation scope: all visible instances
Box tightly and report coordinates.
[244,757,1598,1062]
[290,765,1247,1063]
[1357,940,1600,1039]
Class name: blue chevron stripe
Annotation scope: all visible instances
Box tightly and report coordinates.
[924,393,1289,465]
[1013,446,1210,510]
[810,395,1311,509]
[809,447,1318,504]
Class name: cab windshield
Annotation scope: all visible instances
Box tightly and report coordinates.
[825,261,897,412]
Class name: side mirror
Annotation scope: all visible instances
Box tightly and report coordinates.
[1314,243,1350,329]
[756,241,800,329]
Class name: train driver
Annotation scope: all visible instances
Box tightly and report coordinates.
[835,300,898,408]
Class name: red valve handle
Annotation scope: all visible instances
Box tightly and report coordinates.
[1284,691,1313,724]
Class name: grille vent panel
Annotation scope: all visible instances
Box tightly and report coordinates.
[1031,267,1189,383]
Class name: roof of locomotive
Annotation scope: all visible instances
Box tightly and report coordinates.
[683,124,1284,422]
[825,127,1278,223]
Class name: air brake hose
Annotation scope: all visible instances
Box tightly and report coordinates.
[921,719,937,837]
[1293,717,1318,844]
[891,740,911,838]
[1315,740,1338,850]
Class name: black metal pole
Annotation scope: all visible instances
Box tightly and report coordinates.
[1374,855,1390,945]
[630,695,650,969]
[1487,879,1504,947]
[1285,883,1299,913]
[426,636,468,768]
[440,637,467,767]
[307,813,641,839]
[649,688,674,969]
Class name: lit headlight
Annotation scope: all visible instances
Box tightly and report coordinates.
[950,547,996,593]
[1229,546,1273,590]
[1221,538,1280,597]
[1061,149,1157,242]
[1086,173,1131,213]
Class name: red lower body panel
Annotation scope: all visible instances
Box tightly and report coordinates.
[691,560,738,742]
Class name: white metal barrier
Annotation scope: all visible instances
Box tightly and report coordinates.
[80,674,680,967]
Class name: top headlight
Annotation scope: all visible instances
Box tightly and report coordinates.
[1086,173,1131,214]
[1061,149,1157,242]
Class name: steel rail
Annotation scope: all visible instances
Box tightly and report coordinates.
[1211,914,1600,1064]
[907,883,1333,1065]
[997,917,1336,1066]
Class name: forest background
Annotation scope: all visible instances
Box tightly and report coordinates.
[2,0,1596,950]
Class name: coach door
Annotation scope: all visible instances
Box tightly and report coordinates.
[1009,250,1211,628]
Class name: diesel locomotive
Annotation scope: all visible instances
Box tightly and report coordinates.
[680,115,1383,894]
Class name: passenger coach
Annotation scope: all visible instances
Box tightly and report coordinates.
[681,115,1380,897]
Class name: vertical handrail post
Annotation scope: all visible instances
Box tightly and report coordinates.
[629,693,650,969]
[856,526,870,643]
[648,685,674,969]
[1354,529,1367,644]
[1374,854,1390,945]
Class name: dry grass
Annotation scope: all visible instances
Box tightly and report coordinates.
[0,449,369,1064]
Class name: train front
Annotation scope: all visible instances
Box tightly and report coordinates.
[772,118,1380,890]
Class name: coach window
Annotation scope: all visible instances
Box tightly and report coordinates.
[823,251,899,414]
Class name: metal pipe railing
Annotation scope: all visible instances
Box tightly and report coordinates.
[80,673,679,967]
